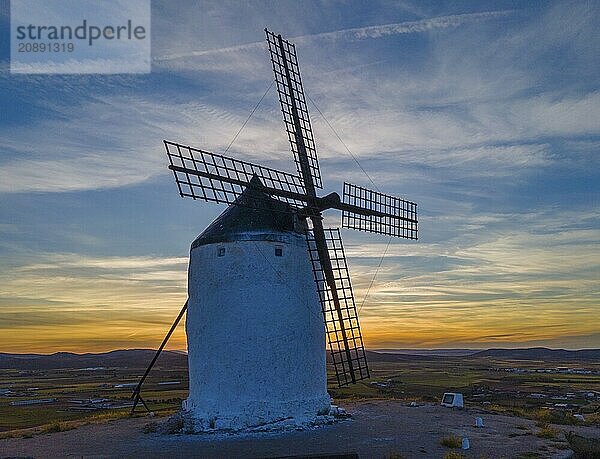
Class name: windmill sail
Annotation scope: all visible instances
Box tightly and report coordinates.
[266,29,322,190]
[341,182,418,239]
[165,140,307,208]
[307,228,370,386]
[267,29,371,387]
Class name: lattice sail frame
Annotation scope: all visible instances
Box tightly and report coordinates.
[266,29,322,189]
[165,140,306,208]
[307,228,370,386]
[342,182,418,239]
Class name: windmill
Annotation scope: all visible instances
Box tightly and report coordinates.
[131,29,418,429]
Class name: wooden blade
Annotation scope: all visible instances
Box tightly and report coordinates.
[341,182,418,239]
[165,140,309,208]
[265,29,322,190]
[307,224,370,387]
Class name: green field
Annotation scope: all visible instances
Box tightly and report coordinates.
[1,355,599,435]
[0,365,186,433]
[328,356,600,427]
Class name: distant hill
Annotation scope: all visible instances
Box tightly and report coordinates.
[470,347,600,361]
[2,347,598,370]
[363,350,442,362]
[373,349,479,357]
[0,349,187,370]
[0,349,430,370]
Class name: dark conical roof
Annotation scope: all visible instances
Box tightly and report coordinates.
[191,176,306,248]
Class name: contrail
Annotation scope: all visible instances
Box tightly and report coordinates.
[155,10,514,62]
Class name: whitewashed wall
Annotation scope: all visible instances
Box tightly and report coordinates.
[184,232,330,430]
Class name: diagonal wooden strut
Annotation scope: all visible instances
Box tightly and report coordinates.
[130,300,188,415]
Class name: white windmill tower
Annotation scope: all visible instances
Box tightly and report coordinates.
[130,29,418,431]
[183,181,330,429]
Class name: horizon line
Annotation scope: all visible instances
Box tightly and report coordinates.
[3,345,600,356]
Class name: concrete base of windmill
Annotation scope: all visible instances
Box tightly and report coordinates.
[180,395,335,433]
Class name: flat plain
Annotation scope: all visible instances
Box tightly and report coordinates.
[0,350,599,457]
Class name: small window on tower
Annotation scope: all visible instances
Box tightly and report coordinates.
[275,247,283,257]
[217,247,225,257]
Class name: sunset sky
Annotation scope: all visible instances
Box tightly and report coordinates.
[0,0,598,353]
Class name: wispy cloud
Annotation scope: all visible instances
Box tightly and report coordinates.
[298,11,514,41]
[0,95,287,193]
[0,1,598,352]
[345,207,599,348]
[0,252,189,352]
[155,10,514,62]
[3,5,596,195]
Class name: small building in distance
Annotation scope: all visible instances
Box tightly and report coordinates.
[10,398,56,406]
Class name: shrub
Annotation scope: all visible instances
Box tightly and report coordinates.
[440,435,462,448]
[534,409,578,426]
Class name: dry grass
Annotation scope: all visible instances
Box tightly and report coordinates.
[386,453,405,459]
[566,432,600,458]
[582,411,600,426]
[40,421,75,434]
[443,452,466,459]
[487,404,583,426]
[0,409,169,440]
[536,425,558,439]
[440,434,462,448]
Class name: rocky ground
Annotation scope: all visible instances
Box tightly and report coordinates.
[1,400,598,458]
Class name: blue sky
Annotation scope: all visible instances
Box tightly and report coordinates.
[0,0,598,352]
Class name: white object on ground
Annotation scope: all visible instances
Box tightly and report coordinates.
[462,437,470,450]
[573,414,585,422]
[441,392,464,408]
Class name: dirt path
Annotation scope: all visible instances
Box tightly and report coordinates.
[1,401,597,458]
